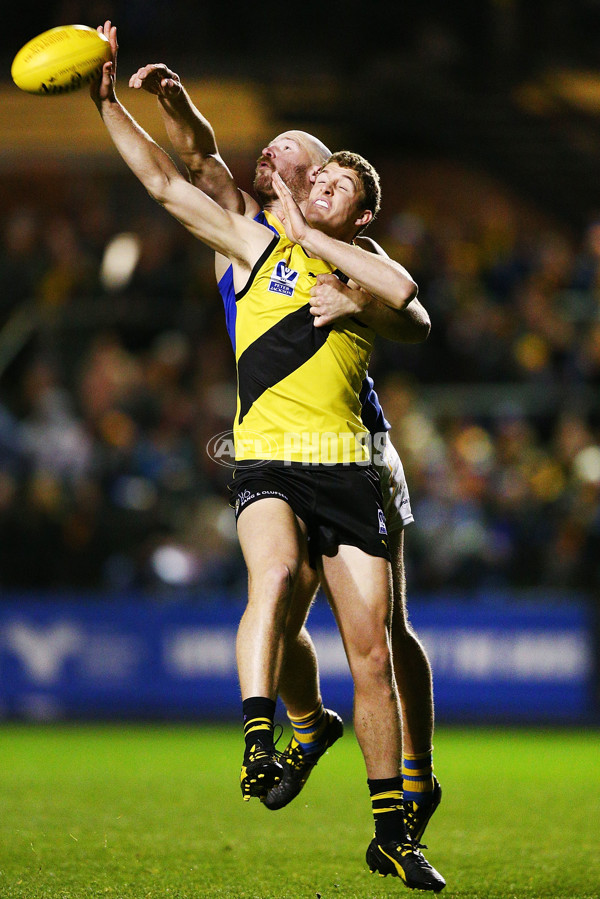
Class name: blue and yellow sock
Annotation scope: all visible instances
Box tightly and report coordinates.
[288,702,328,755]
[402,749,435,806]
[368,776,406,844]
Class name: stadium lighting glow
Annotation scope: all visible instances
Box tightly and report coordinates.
[100,232,141,292]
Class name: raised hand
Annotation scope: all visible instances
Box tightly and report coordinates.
[91,20,117,103]
[310,274,367,327]
[129,63,182,97]
[98,20,118,69]
[272,171,311,244]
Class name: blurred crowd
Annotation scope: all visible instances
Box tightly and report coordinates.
[0,160,599,599]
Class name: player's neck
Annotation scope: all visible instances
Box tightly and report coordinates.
[264,198,309,219]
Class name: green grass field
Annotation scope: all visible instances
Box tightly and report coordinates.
[0,724,598,899]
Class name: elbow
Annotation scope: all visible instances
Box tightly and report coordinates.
[412,301,431,343]
[403,300,431,344]
[184,153,210,179]
[416,318,431,343]
[406,277,419,304]
[400,318,430,344]
[145,171,174,206]
[417,298,431,341]
[394,277,419,310]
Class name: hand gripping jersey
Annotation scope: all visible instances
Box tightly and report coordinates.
[218,211,375,464]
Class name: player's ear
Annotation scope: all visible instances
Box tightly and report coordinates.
[354,209,373,229]
[308,164,321,184]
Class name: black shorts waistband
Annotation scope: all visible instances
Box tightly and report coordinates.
[233,459,372,471]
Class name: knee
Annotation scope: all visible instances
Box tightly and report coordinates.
[249,563,294,607]
[351,630,395,689]
[366,641,394,680]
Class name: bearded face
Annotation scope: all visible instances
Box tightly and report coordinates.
[253,158,313,207]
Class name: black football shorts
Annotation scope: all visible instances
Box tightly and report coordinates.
[229,461,390,567]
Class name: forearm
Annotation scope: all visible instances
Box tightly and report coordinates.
[357,295,431,342]
[157,89,243,210]
[97,95,180,199]
[305,230,418,310]
[158,88,217,168]
[91,49,257,262]
[95,94,240,257]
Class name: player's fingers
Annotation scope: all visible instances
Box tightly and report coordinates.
[311,281,330,298]
[161,78,182,96]
[147,64,172,77]
[316,273,338,288]
[272,171,287,197]
[129,73,148,89]
[133,64,177,93]
[93,59,112,97]
[129,67,158,90]
[132,64,160,80]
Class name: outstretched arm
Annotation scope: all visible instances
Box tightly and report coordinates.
[311,235,430,340]
[272,173,417,311]
[129,63,259,217]
[310,274,430,342]
[90,55,270,270]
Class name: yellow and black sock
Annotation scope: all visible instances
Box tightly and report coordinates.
[368,776,406,844]
[242,696,276,753]
[402,749,434,806]
[288,702,328,755]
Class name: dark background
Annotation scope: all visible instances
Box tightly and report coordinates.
[0,1,599,601]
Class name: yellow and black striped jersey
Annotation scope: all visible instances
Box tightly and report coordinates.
[231,217,375,464]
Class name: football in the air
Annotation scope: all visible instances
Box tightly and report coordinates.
[11,25,111,95]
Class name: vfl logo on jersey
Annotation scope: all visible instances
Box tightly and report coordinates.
[378,509,388,535]
[268,261,300,297]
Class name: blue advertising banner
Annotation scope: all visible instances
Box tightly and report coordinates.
[0,593,595,723]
